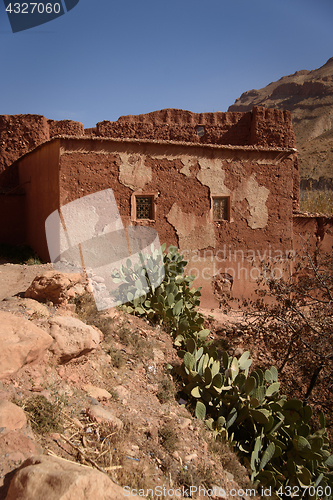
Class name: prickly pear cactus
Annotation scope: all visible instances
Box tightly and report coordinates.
[177,344,333,499]
[111,244,205,347]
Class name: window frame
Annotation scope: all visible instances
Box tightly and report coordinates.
[210,195,231,222]
[131,192,158,222]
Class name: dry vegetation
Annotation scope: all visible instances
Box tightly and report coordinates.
[300,188,333,214]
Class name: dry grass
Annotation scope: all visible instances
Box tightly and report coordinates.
[156,374,177,404]
[158,423,178,452]
[13,394,64,435]
[300,189,333,214]
[208,436,255,493]
[46,412,158,491]
[116,322,154,360]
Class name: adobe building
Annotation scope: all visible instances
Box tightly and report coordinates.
[1,108,332,308]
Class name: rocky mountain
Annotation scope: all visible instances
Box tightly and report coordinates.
[228,57,333,185]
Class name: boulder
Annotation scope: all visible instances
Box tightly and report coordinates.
[0,429,41,464]
[0,312,53,379]
[0,401,27,431]
[47,316,103,363]
[4,455,137,500]
[19,298,51,317]
[83,384,112,401]
[25,271,84,305]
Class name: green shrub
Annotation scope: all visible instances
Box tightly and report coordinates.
[112,242,333,497]
[176,342,333,498]
[111,244,207,348]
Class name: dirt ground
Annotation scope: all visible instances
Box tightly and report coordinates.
[0,262,256,500]
[0,261,54,301]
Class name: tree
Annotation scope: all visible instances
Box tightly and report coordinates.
[242,243,333,404]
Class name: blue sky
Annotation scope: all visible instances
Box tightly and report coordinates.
[1,0,333,128]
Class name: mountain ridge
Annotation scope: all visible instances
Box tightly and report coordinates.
[228,58,333,182]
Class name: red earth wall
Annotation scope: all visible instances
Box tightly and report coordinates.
[95,107,296,148]
[54,138,296,306]
[293,213,333,255]
[0,107,296,189]
[0,115,84,187]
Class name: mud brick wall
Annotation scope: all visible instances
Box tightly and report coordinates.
[0,114,84,187]
[95,109,253,146]
[0,115,49,187]
[293,214,333,255]
[250,107,296,148]
[95,107,296,149]
[0,107,296,188]
[55,138,296,306]
[47,119,84,138]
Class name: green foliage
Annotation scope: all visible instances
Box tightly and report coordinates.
[111,244,206,347]
[176,343,333,499]
[112,242,333,498]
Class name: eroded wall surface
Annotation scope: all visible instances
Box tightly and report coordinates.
[0,115,84,185]
[95,107,296,148]
[58,138,295,305]
[293,214,333,256]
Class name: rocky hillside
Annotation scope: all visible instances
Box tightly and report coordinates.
[228,57,333,184]
[0,263,256,500]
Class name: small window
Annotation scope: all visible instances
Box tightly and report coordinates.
[212,196,229,221]
[198,126,205,138]
[136,196,154,220]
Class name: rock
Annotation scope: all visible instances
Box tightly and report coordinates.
[70,283,86,295]
[83,384,112,401]
[0,312,53,379]
[0,428,43,483]
[47,316,102,363]
[234,347,244,357]
[0,401,27,430]
[152,349,165,363]
[211,485,228,499]
[4,454,137,500]
[17,298,50,317]
[113,385,129,401]
[86,406,123,429]
[25,271,83,305]
[225,471,234,481]
[92,276,105,283]
[178,418,192,430]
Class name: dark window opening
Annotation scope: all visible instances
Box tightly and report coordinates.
[136,196,153,220]
[198,126,205,138]
[213,197,229,221]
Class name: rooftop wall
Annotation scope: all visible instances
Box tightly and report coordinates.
[0,107,296,189]
[0,115,84,187]
[95,107,296,148]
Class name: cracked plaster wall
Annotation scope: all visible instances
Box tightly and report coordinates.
[115,152,273,250]
[234,174,270,229]
[118,153,152,190]
[167,203,216,250]
[180,155,270,231]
